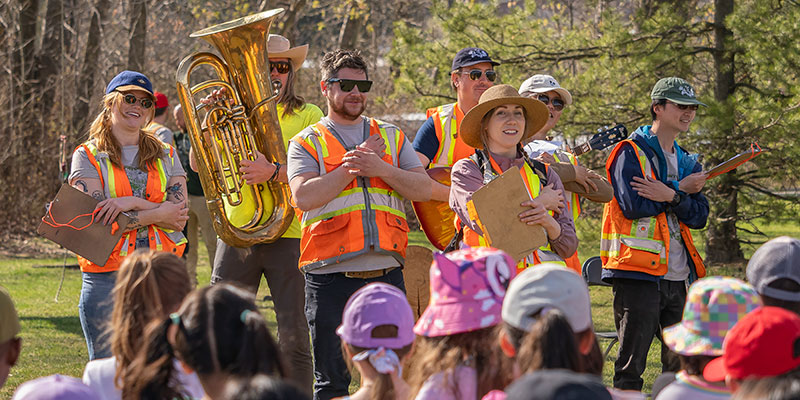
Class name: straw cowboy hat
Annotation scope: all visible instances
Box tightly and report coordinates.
[460,84,549,149]
[267,34,309,69]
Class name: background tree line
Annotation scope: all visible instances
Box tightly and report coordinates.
[1,0,797,263]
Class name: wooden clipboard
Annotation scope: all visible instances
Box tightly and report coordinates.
[469,166,547,262]
[705,144,763,180]
[37,184,131,266]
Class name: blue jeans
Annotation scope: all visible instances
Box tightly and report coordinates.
[78,271,117,360]
[304,268,405,400]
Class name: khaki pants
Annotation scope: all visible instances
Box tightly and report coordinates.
[186,194,217,286]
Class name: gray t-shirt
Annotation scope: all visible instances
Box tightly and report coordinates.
[287,116,422,274]
[154,126,174,146]
[69,144,186,242]
[663,150,689,281]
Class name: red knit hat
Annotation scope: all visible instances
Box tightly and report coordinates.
[703,306,800,382]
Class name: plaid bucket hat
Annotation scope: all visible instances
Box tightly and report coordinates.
[662,276,761,356]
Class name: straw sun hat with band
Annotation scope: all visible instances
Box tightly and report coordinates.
[460,84,550,150]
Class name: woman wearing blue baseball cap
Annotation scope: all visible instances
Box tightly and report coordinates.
[68,71,189,359]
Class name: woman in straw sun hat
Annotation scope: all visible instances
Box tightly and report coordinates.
[449,84,578,273]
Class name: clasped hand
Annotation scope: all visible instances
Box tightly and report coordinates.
[342,135,388,177]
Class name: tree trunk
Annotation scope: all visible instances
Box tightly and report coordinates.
[36,0,66,116]
[279,0,307,44]
[337,3,364,50]
[705,0,743,263]
[127,0,147,72]
[73,0,110,136]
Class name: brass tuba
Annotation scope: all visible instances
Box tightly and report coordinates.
[176,9,294,248]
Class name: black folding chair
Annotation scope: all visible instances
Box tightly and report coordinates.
[582,256,619,360]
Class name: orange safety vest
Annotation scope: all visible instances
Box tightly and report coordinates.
[600,140,706,277]
[291,118,410,272]
[458,153,568,274]
[77,141,186,273]
[551,150,581,273]
[426,103,475,168]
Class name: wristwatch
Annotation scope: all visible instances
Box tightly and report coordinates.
[669,191,681,207]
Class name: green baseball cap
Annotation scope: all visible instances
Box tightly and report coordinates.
[650,77,707,106]
[0,286,19,344]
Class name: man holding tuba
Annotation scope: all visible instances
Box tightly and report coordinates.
[287,49,431,400]
[199,34,323,394]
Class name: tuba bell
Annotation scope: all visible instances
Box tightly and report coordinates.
[176,9,293,248]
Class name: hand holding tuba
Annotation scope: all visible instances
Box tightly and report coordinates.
[176,9,293,247]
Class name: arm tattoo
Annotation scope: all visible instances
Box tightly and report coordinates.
[75,180,88,193]
[124,211,144,230]
[91,190,105,201]
[167,183,185,202]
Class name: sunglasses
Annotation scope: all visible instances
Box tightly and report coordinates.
[667,100,699,111]
[327,78,373,93]
[537,94,565,111]
[120,93,153,109]
[462,69,497,82]
[270,61,291,74]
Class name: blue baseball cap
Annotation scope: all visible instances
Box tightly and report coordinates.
[105,70,153,96]
[451,47,499,72]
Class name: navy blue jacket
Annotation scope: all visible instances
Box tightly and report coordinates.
[602,125,709,282]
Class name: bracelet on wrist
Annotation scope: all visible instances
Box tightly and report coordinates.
[267,162,281,182]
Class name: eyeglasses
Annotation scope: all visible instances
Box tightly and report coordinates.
[327,78,373,93]
[667,100,699,111]
[270,61,290,74]
[461,69,497,82]
[120,93,153,109]
[537,94,565,111]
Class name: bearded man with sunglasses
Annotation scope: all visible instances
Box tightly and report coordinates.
[197,34,323,395]
[601,77,709,391]
[412,47,499,201]
[288,49,430,400]
[519,74,613,273]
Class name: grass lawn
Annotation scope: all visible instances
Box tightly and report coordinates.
[1,217,798,397]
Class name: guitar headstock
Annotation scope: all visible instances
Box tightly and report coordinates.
[573,124,628,157]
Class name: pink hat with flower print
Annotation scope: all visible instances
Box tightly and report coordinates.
[662,276,761,356]
[414,247,516,337]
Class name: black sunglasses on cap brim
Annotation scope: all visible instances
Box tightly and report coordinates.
[327,78,373,93]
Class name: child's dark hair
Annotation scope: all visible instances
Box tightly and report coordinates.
[341,324,412,400]
[122,283,287,399]
[407,326,512,399]
[223,374,310,400]
[505,309,582,373]
[678,354,718,376]
[320,49,369,82]
[762,278,800,315]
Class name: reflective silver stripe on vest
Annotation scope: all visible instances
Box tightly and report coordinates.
[299,124,406,227]
[600,142,666,263]
[432,103,456,168]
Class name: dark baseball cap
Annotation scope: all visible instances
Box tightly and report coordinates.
[105,70,153,96]
[747,236,800,302]
[451,47,499,72]
[505,370,612,400]
[650,77,706,106]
